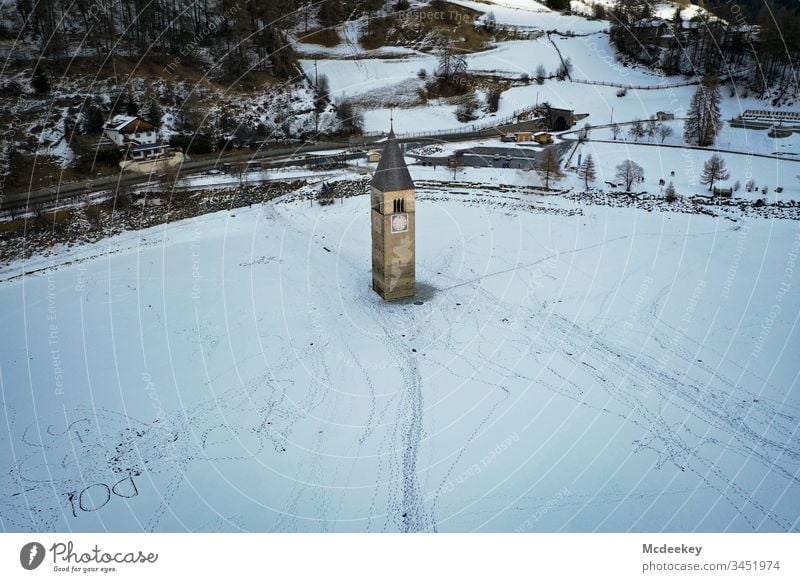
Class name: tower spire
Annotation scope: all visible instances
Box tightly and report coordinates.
[370,110,416,301]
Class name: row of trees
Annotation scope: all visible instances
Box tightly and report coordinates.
[537,150,643,192]
[613,73,724,148]
[539,148,731,195]
[611,120,674,143]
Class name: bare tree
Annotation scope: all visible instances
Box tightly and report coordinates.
[535,64,547,84]
[701,154,730,191]
[628,120,646,142]
[114,182,134,210]
[646,118,657,141]
[160,165,181,194]
[556,57,573,80]
[577,154,597,190]
[656,123,674,143]
[537,147,564,189]
[335,99,364,135]
[611,123,622,140]
[437,44,467,85]
[615,159,644,191]
[578,123,591,143]
[230,162,249,195]
[451,151,464,180]
[484,11,497,32]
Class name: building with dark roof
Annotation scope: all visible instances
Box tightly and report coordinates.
[370,129,416,300]
[102,115,158,148]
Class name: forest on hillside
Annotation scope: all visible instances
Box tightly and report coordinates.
[610,0,800,97]
[701,0,799,21]
[3,0,385,81]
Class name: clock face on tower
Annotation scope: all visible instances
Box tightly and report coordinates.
[391,213,409,233]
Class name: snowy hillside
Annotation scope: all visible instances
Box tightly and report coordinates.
[1,180,798,532]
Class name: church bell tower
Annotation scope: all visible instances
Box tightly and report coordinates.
[371,128,416,300]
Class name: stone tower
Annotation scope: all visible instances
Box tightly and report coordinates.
[371,129,416,300]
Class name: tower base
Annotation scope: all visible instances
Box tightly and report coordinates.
[372,281,415,301]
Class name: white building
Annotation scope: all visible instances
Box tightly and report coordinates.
[103,115,158,147]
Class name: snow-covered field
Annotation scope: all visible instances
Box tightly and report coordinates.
[1,181,798,532]
[299,0,790,156]
[567,140,800,201]
[453,0,607,32]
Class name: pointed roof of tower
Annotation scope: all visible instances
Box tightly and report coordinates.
[371,129,415,193]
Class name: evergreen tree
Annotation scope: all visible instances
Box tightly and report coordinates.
[264,27,299,79]
[671,7,683,35]
[684,75,722,147]
[318,0,347,28]
[82,102,104,134]
[664,181,678,202]
[31,68,50,94]
[315,74,330,114]
[125,93,139,116]
[577,154,597,190]
[701,154,730,191]
[109,91,126,114]
[546,0,569,10]
[146,99,162,126]
[335,99,363,135]
[486,87,502,113]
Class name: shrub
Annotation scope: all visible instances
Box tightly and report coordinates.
[31,69,50,94]
[546,0,569,10]
[456,95,479,122]
[664,182,678,203]
[169,134,214,154]
[486,87,502,113]
[593,4,606,19]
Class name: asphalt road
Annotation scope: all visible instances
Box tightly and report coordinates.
[1,125,568,214]
[0,141,352,213]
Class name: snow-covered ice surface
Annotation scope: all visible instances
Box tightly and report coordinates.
[1,180,799,532]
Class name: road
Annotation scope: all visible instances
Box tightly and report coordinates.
[0,141,352,214]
